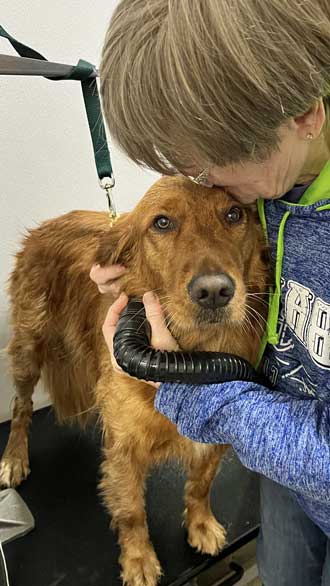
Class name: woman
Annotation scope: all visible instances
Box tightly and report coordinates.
[91,2,330,584]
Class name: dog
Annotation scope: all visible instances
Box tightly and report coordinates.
[0,176,268,586]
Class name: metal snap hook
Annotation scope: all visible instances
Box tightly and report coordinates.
[99,176,119,225]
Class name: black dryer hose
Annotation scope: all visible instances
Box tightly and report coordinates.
[113,299,263,385]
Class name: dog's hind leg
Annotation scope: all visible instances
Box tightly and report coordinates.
[183,444,228,556]
[0,330,42,487]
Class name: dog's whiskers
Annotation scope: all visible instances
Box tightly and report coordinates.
[243,312,262,342]
[245,303,268,326]
[243,304,267,343]
[245,293,269,308]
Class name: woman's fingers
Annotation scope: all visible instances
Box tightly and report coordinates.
[102,292,129,371]
[143,291,180,351]
[90,263,126,294]
[102,292,160,388]
[102,290,178,387]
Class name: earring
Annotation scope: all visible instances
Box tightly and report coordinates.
[306,133,314,140]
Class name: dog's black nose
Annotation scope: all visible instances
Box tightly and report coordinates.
[188,273,235,309]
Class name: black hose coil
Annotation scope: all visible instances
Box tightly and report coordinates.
[113,299,262,384]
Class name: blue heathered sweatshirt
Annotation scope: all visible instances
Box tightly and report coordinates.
[155,161,330,535]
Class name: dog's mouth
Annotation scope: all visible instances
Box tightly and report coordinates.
[163,297,244,339]
[193,305,232,326]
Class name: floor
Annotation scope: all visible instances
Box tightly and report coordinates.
[236,567,261,586]
[197,539,261,586]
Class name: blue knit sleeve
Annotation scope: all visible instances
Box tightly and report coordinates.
[155,381,330,503]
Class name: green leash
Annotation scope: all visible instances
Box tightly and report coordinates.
[0,24,116,219]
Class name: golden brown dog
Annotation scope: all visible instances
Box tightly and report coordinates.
[0,176,268,586]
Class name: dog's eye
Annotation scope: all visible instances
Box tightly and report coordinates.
[153,216,174,231]
[225,207,243,224]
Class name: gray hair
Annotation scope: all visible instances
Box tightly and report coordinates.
[100,0,330,174]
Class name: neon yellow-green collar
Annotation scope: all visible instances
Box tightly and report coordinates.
[256,160,330,368]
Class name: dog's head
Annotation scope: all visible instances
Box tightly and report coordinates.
[95,176,269,353]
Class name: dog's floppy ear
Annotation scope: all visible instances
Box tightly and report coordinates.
[94,213,137,267]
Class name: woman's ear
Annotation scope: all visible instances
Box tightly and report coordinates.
[94,213,137,267]
[293,99,326,140]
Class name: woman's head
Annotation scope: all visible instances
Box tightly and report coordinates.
[100,0,330,200]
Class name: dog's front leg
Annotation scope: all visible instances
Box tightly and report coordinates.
[100,440,162,586]
[183,444,228,556]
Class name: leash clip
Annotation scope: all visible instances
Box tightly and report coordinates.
[99,176,118,225]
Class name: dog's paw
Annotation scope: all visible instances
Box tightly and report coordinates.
[0,457,30,488]
[186,513,227,556]
[120,545,162,586]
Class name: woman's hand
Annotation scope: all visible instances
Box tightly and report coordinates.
[102,291,179,388]
[90,263,127,295]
